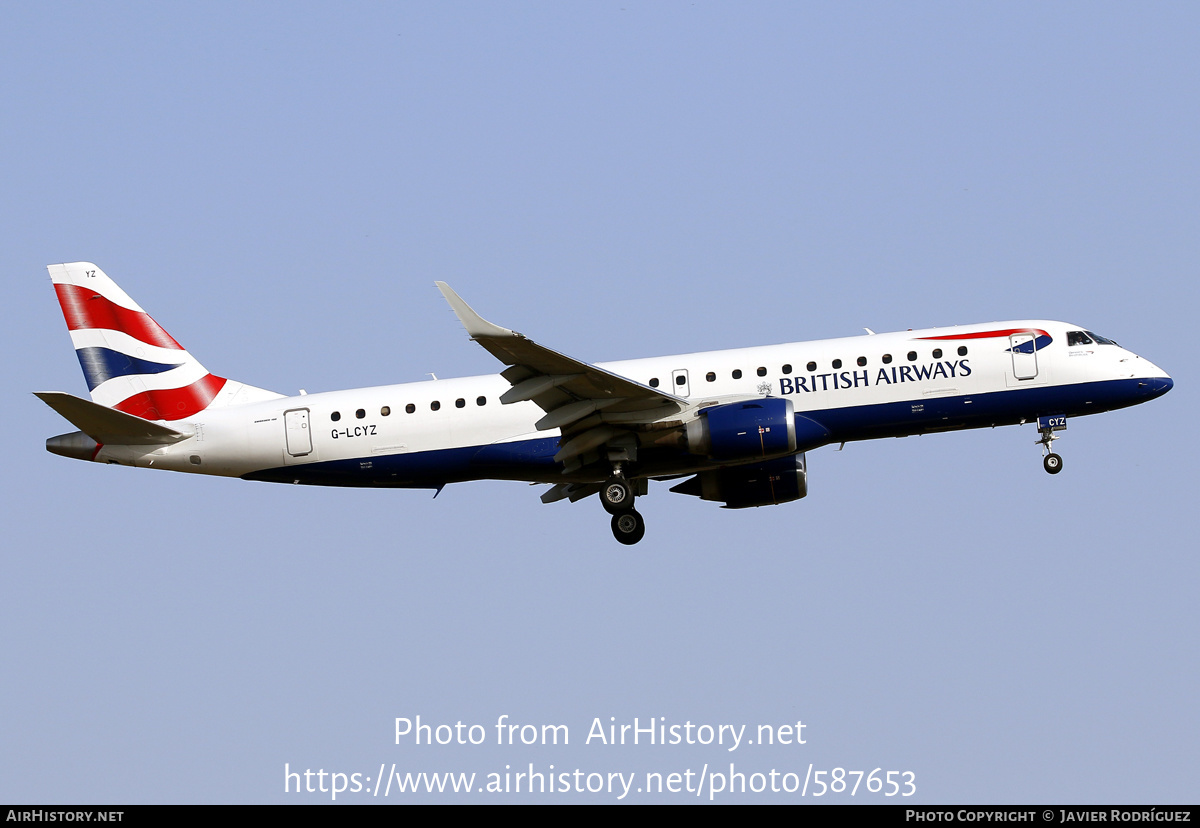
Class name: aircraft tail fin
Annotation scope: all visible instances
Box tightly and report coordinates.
[47,262,282,421]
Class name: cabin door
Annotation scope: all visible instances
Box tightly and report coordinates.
[1009,333,1038,381]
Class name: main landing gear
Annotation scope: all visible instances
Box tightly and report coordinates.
[600,475,636,514]
[611,509,646,545]
[1036,416,1066,475]
[602,471,646,545]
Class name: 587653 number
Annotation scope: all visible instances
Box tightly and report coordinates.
[805,767,916,797]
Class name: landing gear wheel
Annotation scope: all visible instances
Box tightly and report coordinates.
[1043,453,1063,474]
[611,509,646,545]
[600,476,635,514]
[1036,423,1065,475]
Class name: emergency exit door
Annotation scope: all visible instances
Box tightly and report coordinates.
[671,369,690,397]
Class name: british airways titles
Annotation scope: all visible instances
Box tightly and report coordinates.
[777,358,971,395]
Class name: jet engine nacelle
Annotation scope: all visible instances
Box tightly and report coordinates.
[685,398,797,460]
[669,453,808,509]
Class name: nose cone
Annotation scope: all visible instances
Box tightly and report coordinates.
[1142,376,1173,398]
[1135,357,1172,399]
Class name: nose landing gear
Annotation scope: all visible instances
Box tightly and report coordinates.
[1043,452,1063,474]
[1036,415,1067,475]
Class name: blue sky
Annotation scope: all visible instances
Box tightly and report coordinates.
[2,2,1197,803]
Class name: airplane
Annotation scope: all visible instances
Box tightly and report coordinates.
[37,262,1173,545]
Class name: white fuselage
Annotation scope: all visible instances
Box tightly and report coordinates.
[91,319,1171,488]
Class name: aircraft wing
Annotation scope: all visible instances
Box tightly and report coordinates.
[436,282,686,470]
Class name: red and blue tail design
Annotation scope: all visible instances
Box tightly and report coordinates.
[49,262,278,421]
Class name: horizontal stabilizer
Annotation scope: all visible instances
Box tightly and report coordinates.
[34,391,190,445]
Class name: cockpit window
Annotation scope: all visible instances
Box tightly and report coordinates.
[1067,331,1094,346]
[1085,330,1119,346]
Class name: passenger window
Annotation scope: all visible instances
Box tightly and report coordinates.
[675,375,686,385]
[381,406,391,416]
[732,369,742,379]
[756,367,767,377]
[806,361,816,372]
[882,354,892,364]
[331,411,341,422]
[932,349,942,359]
[957,346,968,356]
[649,378,660,388]
[907,351,917,361]
[705,372,716,382]
[782,364,792,374]
[430,401,440,411]
[455,398,465,408]
[356,409,365,419]
[856,356,867,367]
[832,359,842,369]
[476,396,487,406]
[405,404,415,414]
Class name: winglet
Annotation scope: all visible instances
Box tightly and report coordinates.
[435,282,521,340]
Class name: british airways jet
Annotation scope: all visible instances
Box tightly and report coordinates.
[38,262,1172,545]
